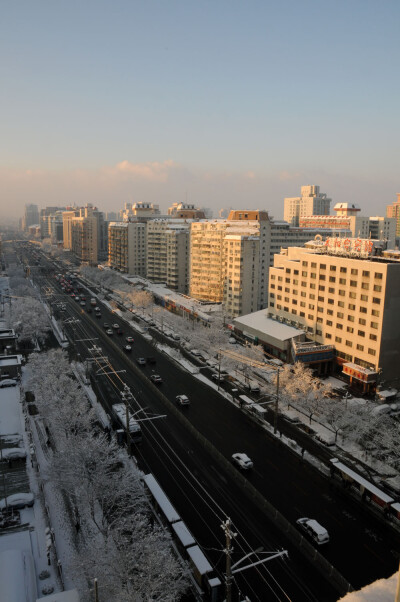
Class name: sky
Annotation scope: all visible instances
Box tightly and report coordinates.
[0,0,399,222]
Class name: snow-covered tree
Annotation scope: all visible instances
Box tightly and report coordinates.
[5,296,51,343]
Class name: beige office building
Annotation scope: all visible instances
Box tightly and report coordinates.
[108,221,146,275]
[284,185,331,226]
[268,240,400,384]
[146,220,190,292]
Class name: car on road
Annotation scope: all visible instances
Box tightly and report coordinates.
[296,518,330,545]
[150,374,163,384]
[94,306,101,312]
[124,345,132,352]
[103,323,110,329]
[106,329,113,335]
[0,379,17,388]
[80,301,86,306]
[190,349,201,356]
[0,492,34,510]
[112,323,120,329]
[231,453,253,470]
[136,357,146,365]
[95,313,101,319]
[126,336,134,343]
[176,395,190,407]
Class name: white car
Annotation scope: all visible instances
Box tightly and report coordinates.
[190,349,201,356]
[0,492,34,510]
[296,518,330,545]
[176,395,190,407]
[0,379,17,388]
[231,453,253,470]
[106,329,114,335]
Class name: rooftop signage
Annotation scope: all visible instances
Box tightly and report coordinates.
[313,235,374,258]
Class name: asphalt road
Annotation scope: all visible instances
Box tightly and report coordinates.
[18,248,400,600]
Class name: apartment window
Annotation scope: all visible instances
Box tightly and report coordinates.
[369,334,377,341]
[320,264,326,270]
[348,315,355,322]
[335,336,342,343]
[362,271,370,277]
[285,287,290,293]
[294,270,299,275]
[310,293,315,300]
[326,320,333,326]
[371,321,379,329]
[317,306,324,313]
[271,274,276,280]
[301,281,307,287]
[329,276,336,283]
[338,290,345,296]
[330,266,336,272]
[337,312,344,318]
[374,272,383,279]
[338,301,345,308]
[301,291,306,297]
[317,317,323,323]
[368,348,376,356]
[360,294,368,301]
[357,330,365,337]
[373,285,382,292]
[293,289,298,296]
[284,297,289,303]
[371,309,380,317]
[339,278,346,285]
[285,278,290,283]
[360,307,367,313]
[315,329,322,336]
[310,283,316,289]
[285,268,291,273]
[336,323,343,330]
[328,299,334,305]
[292,309,297,315]
[340,267,347,273]
[302,261,308,267]
[278,276,283,282]
[361,283,369,290]
[302,271,307,277]
[349,292,357,299]
[270,284,275,289]
[326,333,332,339]
[277,286,282,291]
[346,340,353,347]
[308,314,314,320]
[347,327,354,333]
[300,311,305,317]
[327,309,333,315]
[372,297,381,304]
[309,304,315,310]
[310,273,316,279]
[351,269,358,275]
[293,279,298,285]
[277,295,282,300]
[356,344,364,351]
[348,304,355,310]
[318,296,324,302]
[311,262,317,268]
[328,287,335,294]
[277,304,282,309]
[350,280,357,287]
[300,302,306,307]
[359,318,366,325]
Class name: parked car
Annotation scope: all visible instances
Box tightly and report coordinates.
[150,374,163,384]
[0,379,17,388]
[190,349,201,356]
[136,357,146,365]
[126,336,134,343]
[0,492,34,510]
[231,453,253,470]
[296,518,330,545]
[176,394,190,407]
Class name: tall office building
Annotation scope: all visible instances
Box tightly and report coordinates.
[22,204,39,231]
[268,240,400,387]
[108,221,146,276]
[386,193,400,238]
[146,220,190,292]
[284,185,331,226]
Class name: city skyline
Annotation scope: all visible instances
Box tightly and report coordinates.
[1,1,399,221]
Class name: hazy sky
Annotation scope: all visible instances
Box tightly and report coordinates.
[1,0,399,222]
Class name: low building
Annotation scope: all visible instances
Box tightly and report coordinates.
[0,328,17,354]
[0,354,22,379]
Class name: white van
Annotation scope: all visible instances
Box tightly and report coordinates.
[296,518,329,545]
[90,298,97,306]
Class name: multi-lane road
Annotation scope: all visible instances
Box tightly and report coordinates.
[18,247,400,601]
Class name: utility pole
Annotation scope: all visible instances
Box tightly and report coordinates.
[222,518,236,602]
[274,368,280,435]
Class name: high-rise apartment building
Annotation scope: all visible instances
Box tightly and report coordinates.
[71,216,98,265]
[63,210,80,250]
[284,185,331,226]
[108,222,146,275]
[22,204,39,231]
[268,240,400,385]
[146,220,190,292]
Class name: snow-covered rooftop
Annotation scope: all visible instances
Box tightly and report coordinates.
[234,311,304,341]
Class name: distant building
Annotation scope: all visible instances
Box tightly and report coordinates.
[168,202,205,219]
[284,185,331,227]
[22,204,39,231]
[120,202,160,221]
[146,220,190,292]
[386,193,400,238]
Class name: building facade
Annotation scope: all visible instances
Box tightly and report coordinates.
[284,185,331,227]
[268,241,400,385]
[146,220,190,292]
[22,204,39,231]
[108,221,146,275]
[71,216,98,265]
[386,193,400,238]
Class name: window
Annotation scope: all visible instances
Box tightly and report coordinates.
[301,272,307,277]
[362,271,370,277]
[340,267,347,273]
[338,301,345,308]
[308,314,313,320]
[326,320,333,326]
[360,307,367,313]
[373,285,382,292]
[359,318,366,325]
[356,344,364,351]
[300,301,306,307]
[318,285,325,291]
[338,290,345,296]
[284,306,289,312]
[337,312,344,318]
[361,283,369,290]
[311,262,317,268]
[374,272,383,279]
[302,261,308,267]
[317,317,323,323]
[330,266,336,272]
[310,283,316,289]
[349,292,357,299]
[320,274,326,281]
[278,276,283,282]
[318,296,324,302]
[316,329,322,336]
[329,287,335,294]
[351,269,358,275]
[300,311,305,317]
[369,333,377,341]
[348,315,355,322]
[301,291,306,297]
[310,273,316,279]
[309,304,315,310]
[328,298,334,305]
[294,270,299,275]
[371,309,380,317]
[346,340,353,347]
[339,278,346,285]
[360,294,368,301]
[350,280,357,287]
[336,323,343,330]
[335,336,342,343]
[320,264,326,270]
[329,276,336,283]
[357,330,365,337]
[301,281,307,287]
[293,279,298,285]
[310,293,315,300]
[327,309,333,315]
[347,327,354,333]
[317,306,324,313]
[371,321,379,329]
[372,297,381,304]
[348,304,356,310]
[326,333,332,339]
[368,348,376,356]
[285,287,290,293]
